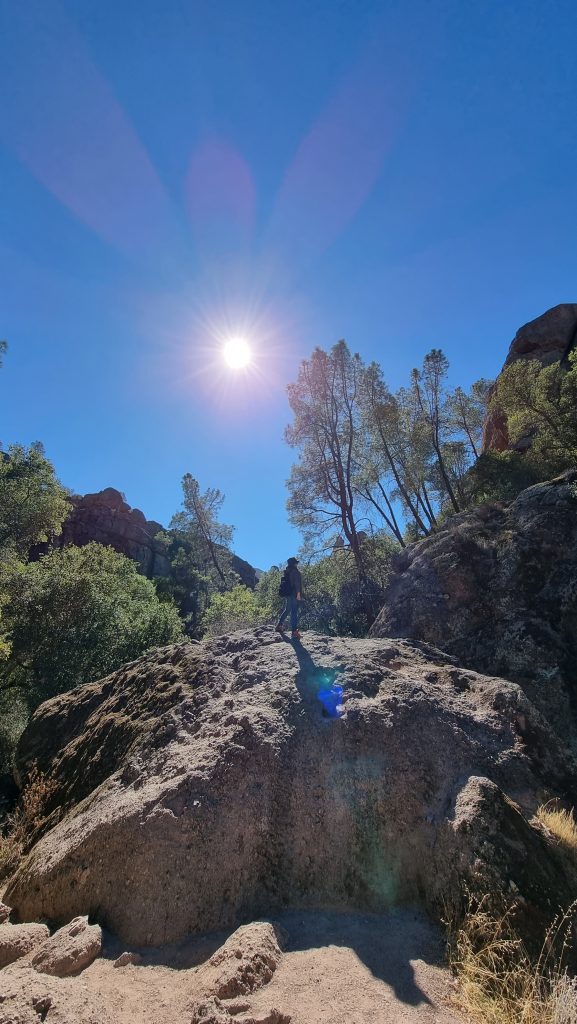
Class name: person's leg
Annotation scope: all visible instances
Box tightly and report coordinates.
[290,595,299,632]
[276,599,289,629]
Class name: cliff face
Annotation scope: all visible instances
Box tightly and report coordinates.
[6,627,575,947]
[483,303,577,451]
[53,487,257,587]
[56,488,171,579]
[370,471,577,745]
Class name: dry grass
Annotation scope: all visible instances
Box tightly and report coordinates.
[0,766,57,880]
[536,805,577,856]
[449,897,577,1024]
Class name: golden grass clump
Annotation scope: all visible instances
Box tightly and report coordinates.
[449,898,577,1024]
[0,766,56,880]
[536,805,577,855]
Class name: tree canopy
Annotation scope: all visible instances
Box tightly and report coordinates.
[0,542,183,711]
[0,443,70,556]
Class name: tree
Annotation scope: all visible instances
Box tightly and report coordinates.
[170,475,234,588]
[491,355,577,473]
[0,443,70,556]
[0,542,183,712]
[360,364,434,540]
[286,342,372,600]
[410,349,461,512]
[153,531,211,638]
[0,340,6,370]
[202,584,266,636]
[447,380,492,460]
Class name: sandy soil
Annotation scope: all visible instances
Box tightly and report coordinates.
[75,908,463,1024]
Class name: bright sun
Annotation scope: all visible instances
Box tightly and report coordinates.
[223,337,251,369]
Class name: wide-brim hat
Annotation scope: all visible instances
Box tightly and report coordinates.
[287,556,299,565]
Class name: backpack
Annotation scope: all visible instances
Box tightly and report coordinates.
[278,570,292,597]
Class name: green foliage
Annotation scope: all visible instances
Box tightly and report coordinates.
[0,443,70,556]
[491,356,577,475]
[202,584,266,637]
[465,450,543,506]
[0,542,183,712]
[153,531,211,637]
[256,535,396,637]
[170,474,236,590]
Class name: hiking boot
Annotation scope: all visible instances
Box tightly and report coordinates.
[291,630,302,640]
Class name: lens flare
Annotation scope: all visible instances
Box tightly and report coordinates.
[223,337,251,369]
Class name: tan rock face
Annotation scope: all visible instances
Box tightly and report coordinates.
[483,302,577,451]
[0,923,49,969]
[6,618,576,949]
[196,923,285,999]
[31,917,102,977]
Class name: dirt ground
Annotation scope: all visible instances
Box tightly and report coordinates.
[5,907,464,1024]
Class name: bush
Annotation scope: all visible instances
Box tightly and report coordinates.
[0,543,184,768]
[202,584,267,636]
[0,766,56,881]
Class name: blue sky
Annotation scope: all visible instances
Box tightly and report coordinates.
[1,0,576,570]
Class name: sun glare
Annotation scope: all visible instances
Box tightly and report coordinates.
[223,337,251,369]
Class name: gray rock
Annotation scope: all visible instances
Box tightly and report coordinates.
[31,917,101,977]
[0,902,11,924]
[0,923,49,968]
[370,471,577,745]
[5,625,576,949]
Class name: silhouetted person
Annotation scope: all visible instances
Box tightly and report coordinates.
[275,556,302,639]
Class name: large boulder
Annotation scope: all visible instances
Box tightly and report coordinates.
[483,303,577,451]
[370,472,577,745]
[5,627,576,947]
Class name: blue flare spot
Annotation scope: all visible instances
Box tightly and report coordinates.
[318,683,344,718]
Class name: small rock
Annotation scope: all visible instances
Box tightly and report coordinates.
[0,901,11,924]
[31,916,102,977]
[113,950,142,968]
[0,922,50,968]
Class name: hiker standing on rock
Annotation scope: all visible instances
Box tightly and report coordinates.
[275,557,302,639]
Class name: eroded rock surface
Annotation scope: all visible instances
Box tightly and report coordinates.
[31,917,102,977]
[6,624,576,947]
[371,472,577,744]
[0,923,49,969]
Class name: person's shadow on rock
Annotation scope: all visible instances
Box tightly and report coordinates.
[289,638,344,718]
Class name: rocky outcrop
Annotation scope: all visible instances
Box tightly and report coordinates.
[483,303,577,451]
[54,488,171,578]
[5,627,576,947]
[370,472,577,744]
[0,923,49,969]
[31,917,102,977]
[51,487,258,587]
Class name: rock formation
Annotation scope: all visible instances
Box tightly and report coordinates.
[51,487,258,587]
[483,303,577,451]
[5,625,575,948]
[51,487,171,578]
[31,917,102,977]
[370,471,577,745]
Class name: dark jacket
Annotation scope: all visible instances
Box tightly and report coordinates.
[288,565,302,596]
